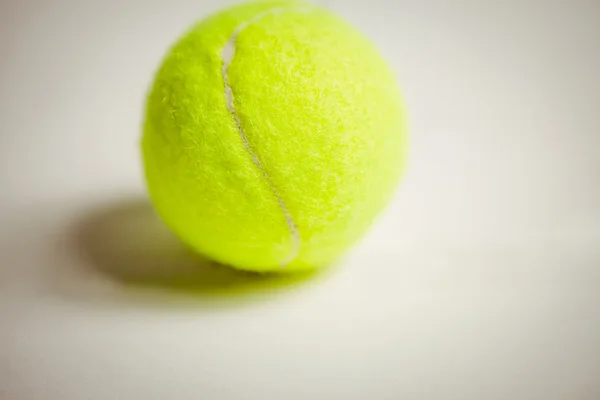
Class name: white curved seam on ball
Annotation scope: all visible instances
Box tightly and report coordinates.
[221,6,309,267]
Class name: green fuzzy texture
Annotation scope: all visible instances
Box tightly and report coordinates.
[142,0,407,272]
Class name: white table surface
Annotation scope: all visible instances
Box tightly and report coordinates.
[1,1,600,399]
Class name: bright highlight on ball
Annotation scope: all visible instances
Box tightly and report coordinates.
[142,0,407,272]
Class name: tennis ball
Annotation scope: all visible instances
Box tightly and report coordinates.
[141,0,407,273]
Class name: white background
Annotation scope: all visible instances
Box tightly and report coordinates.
[1,0,599,399]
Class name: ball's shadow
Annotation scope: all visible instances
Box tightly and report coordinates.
[70,198,318,302]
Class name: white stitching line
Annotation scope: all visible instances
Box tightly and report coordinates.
[221,6,308,267]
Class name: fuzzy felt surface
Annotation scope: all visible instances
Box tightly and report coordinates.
[142,0,407,272]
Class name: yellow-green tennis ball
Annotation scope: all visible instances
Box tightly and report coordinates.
[142,0,407,273]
